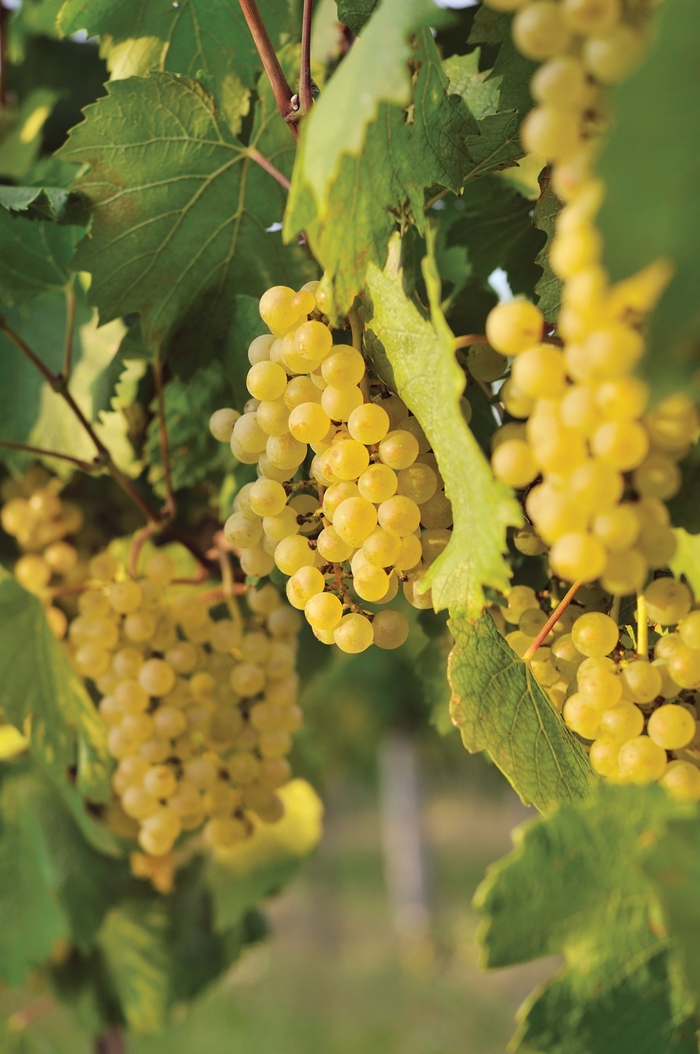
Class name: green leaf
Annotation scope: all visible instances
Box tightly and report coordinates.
[597,0,700,397]
[448,610,592,811]
[285,29,476,317]
[0,769,70,985]
[223,294,266,411]
[670,528,700,601]
[58,0,293,106]
[365,234,521,616]
[0,211,82,307]
[533,169,562,323]
[145,361,232,497]
[0,185,86,223]
[336,0,377,35]
[97,900,170,1034]
[666,444,700,535]
[415,631,453,735]
[443,49,500,122]
[0,571,112,804]
[0,89,60,180]
[475,784,696,1053]
[57,73,314,356]
[468,7,536,118]
[644,815,700,1006]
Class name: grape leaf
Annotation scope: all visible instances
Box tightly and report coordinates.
[468,7,536,118]
[57,73,314,357]
[365,234,521,616]
[448,610,592,811]
[443,49,500,122]
[0,88,60,180]
[0,185,86,223]
[670,529,700,600]
[0,571,112,804]
[533,168,562,323]
[475,784,696,1053]
[597,0,700,397]
[666,444,700,535]
[285,28,476,317]
[415,632,453,735]
[97,900,170,1034]
[0,210,82,307]
[336,0,377,34]
[58,0,293,107]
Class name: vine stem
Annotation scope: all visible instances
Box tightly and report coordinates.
[0,314,162,526]
[95,1027,126,1054]
[237,0,299,138]
[129,525,156,578]
[153,348,176,521]
[63,281,77,380]
[0,439,98,472]
[247,147,291,191]
[7,995,55,1032]
[522,580,583,662]
[453,334,487,350]
[610,593,621,627]
[637,593,648,659]
[299,0,314,116]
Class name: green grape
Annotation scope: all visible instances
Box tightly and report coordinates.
[378,496,421,537]
[284,375,321,409]
[232,412,268,454]
[241,631,272,665]
[140,738,171,764]
[562,692,603,738]
[333,497,378,547]
[589,737,622,777]
[647,704,696,750]
[75,644,112,679]
[153,706,187,739]
[203,817,249,847]
[679,611,700,651]
[600,548,648,597]
[667,645,700,690]
[503,585,538,624]
[122,786,160,819]
[378,430,419,470]
[621,660,662,703]
[592,504,640,551]
[78,590,112,619]
[99,695,124,726]
[357,464,398,503]
[89,551,119,582]
[259,285,303,336]
[249,479,288,518]
[582,24,645,84]
[334,613,374,653]
[466,343,507,382]
[599,701,644,741]
[362,527,402,568]
[595,376,649,421]
[521,105,582,163]
[512,1,572,60]
[659,760,700,803]
[165,641,199,674]
[347,403,390,445]
[353,564,390,602]
[403,570,433,610]
[519,607,548,637]
[262,506,299,542]
[259,756,292,788]
[246,361,287,402]
[240,546,275,578]
[293,320,333,362]
[644,393,699,455]
[632,453,682,501]
[247,333,275,364]
[274,535,316,575]
[513,525,548,556]
[559,385,600,435]
[499,378,535,419]
[576,657,622,706]
[550,633,584,678]
[115,679,150,714]
[506,630,536,658]
[372,610,409,650]
[530,55,589,107]
[14,553,52,593]
[124,610,157,643]
[321,347,366,389]
[207,400,240,438]
[321,385,363,422]
[143,764,177,799]
[644,578,692,626]
[562,0,621,35]
[491,439,539,489]
[266,432,307,470]
[591,420,649,471]
[230,661,266,697]
[420,528,451,566]
[138,658,176,697]
[617,735,667,784]
[288,402,331,444]
[224,511,263,549]
[316,526,354,563]
[419,490,453,530]
[394,534,422,571]
[256,399,291,437]
[567,459,623,514]
[549,531,607,584]
[286,566,325,610]
[168,781,201,817]
[327,439,370,481]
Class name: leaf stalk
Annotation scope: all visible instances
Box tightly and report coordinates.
[522,579,583,663]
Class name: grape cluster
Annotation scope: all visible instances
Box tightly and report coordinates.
[211,283,455,652]
[480,0,697,592]
[499,578,700,802]
[0,468,86,639]
[66,550,302,890]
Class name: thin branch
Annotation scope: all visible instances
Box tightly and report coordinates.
[7,995,55,1033]
[0,314,162,525]
[0,439,98,472]
[453,334,487,350]
[129,524,156,578]
[299,0,314,116]
[247,147,291,191]
[523,580,583,663]
[95,1027,126,1054]
[237,0,299,138]
[63,280,77,380]
[610,593,621,626]
[153,349,176,520]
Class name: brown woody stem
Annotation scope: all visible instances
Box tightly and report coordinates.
[0,439,98,472]
[247,147,291,191]
[94,1027,126,1054]
[522,580,583,662]
[299,0,314,116]
[237,0,298,138]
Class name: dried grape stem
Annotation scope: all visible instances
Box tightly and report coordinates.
[237,0,299,138]
[523,579,583,662]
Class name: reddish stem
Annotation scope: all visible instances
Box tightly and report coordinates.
[237,0,298,138]
[522,580,583,662]
[299,0,314,116]
[247,148,291,191]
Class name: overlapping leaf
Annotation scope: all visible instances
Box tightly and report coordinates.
[0,185,86,222]
[533,170,562,322]
[365,235,521,616]
[336,0,377,35]
[57,73,314,357]
[475,785,696,1053]
[97,901,171,1033]
[448,611,592,811]
[597,0,700,397]
[0,209,82,307]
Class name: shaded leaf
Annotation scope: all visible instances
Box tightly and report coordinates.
[97,900,170,1034]
[468,7,536,117]
[533,168,562,322]
[0,89,60,180]
[336,0,377,35]
[667,443,700,535]
[448,610,592,811]
[365,234,521,616]
[57,73,313,356]
[415,631,453,735]
[443,48,500,121]
[597,0,700,398]
[670,528,700,601]
[0,210,82,307]
[0,184,86,223]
